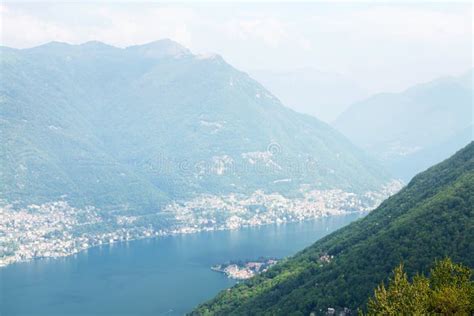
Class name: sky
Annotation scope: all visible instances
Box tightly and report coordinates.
[0,1,472,94]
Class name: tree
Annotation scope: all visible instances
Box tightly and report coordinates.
[367,258,474,315]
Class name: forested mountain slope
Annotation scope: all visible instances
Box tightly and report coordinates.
[193,142,474,315]
[0,40,391,213]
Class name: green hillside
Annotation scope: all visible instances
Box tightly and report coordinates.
[193,142,474,315]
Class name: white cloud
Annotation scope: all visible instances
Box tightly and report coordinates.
[0,3,471,94]
[310,6,472,42]
[88,6,195,47]
[0,4,196,48]
[227,18,288,47]
[0,4,74,47]
[225,16,311,51]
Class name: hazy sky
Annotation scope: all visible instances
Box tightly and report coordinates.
[1,1,472,94]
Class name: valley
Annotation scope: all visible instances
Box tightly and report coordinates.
[0,40,402,269]
[1,3,472,314]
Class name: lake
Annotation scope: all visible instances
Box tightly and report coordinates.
[0,213,364,315]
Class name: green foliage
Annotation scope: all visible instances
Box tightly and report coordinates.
[367,258,474,315]
[192,142,474,315]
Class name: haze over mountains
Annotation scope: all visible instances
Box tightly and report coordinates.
[334,70,473,181]
[249,67,472,182]
[0,39,393,213]
[250,68,367,123]
[2,2,473,315]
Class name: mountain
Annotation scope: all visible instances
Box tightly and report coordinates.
[333,70,473,181]
[126,39,191,58]
[250,68,367,123]
[389,125,473,181]
[0,40,393,216]
[193,142,474,315]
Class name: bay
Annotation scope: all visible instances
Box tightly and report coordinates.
[0,213,364,315]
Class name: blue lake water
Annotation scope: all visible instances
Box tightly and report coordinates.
[0,213,364,315]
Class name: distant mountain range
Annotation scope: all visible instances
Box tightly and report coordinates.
[389,124,473,181]
[250,68,367,123]
[193,142,474,315]
[0,39,392,214]
[333,70,473,181]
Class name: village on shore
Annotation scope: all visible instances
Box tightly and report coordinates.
[0,181,402,268]
[211,258,279,280]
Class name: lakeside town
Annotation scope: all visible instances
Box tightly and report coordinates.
[211,258,279,280]
[211,254,335,280]
[0,180,402,268]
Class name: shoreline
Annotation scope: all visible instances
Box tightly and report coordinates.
[1,181,402,269]
[0,211,367,269]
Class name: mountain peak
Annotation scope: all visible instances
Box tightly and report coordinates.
[24,41,76,55]
[31,41,71,49]
[126,39,191,58]
[79,41,117,51]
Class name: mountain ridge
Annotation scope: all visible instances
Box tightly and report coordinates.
[0,40,394,213]
[333,70,473,181]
